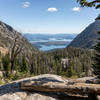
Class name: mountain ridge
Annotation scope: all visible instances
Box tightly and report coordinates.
[0,21,37,55]
[68,15,100,48]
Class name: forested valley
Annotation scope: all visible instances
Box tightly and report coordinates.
[0,47,94,84]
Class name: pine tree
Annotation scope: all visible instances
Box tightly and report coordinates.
[56,61,62,75]
[0,52,2,70]
[21,55,28,73]
[92,31,100,79]
[2,54,10,77]
[67,61,75,77]
[77,0,100,78]
[37,53,41,75]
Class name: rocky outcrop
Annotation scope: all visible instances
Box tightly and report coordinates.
[68,77,100,84]
[0,74,100,100]
[21,80,100,95]
[0,74,66,95]
[0,74,65,100]
[0,21,37,55]
[0,92,59,100]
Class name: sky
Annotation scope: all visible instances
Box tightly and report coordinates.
[0,0,100,34]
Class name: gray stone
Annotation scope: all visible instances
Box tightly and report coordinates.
[0,71,3,77]
[26,93,59,100]
[0,92,59,100]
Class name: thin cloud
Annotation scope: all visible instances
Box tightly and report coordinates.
[48,8,58,12]
[22,2,31,8]
[73,7,81,12]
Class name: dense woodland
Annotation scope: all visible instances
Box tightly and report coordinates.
[0,47,95,84]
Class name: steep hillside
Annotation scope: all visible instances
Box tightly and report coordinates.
[68,15,100,48]
[0,21,37,55]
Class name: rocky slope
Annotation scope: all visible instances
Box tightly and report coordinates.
[0,21,37,55]
[0,74,63,100]
[68,14,100,48]
[0,74,100,100]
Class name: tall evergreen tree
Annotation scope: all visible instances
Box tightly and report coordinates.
[77,0,100,78]
[2,54,10,76]
[0,52,2,70]
[21,55,28,73]
[92,31,100,79]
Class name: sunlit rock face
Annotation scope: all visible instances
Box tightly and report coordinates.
[0,74,99,100]
[0,92,59,100]
[0,74,65,100]
[0,21,37,55]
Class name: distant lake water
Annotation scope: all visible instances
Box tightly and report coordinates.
[24,33,77,51]
[40,45,66,51]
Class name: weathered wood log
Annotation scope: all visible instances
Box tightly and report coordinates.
[21,82,100,95]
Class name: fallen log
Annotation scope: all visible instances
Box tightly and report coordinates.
[21,82,100,95]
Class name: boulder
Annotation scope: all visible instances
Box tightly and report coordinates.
[0,74,66,100]
[86,77,100,84]
[0,74,100,100]
[0,92,59,100]
[27,74,66,83]
[68,77,99,84]
[26,93,59,100]
[0,74,67,94]
[0,93,22,100]
[97,95,100,100]
[21,81,100,95]
[0,71,3,77]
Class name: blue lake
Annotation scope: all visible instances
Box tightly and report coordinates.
[24,33,77,51]
[40,45,66,51]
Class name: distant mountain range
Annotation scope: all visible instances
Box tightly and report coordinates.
[24,33,77,41]
[68,14,100,48]
[0,21,37,55]
[24,33,77,51]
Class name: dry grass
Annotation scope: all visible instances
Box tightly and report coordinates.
[0,47,8,55]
